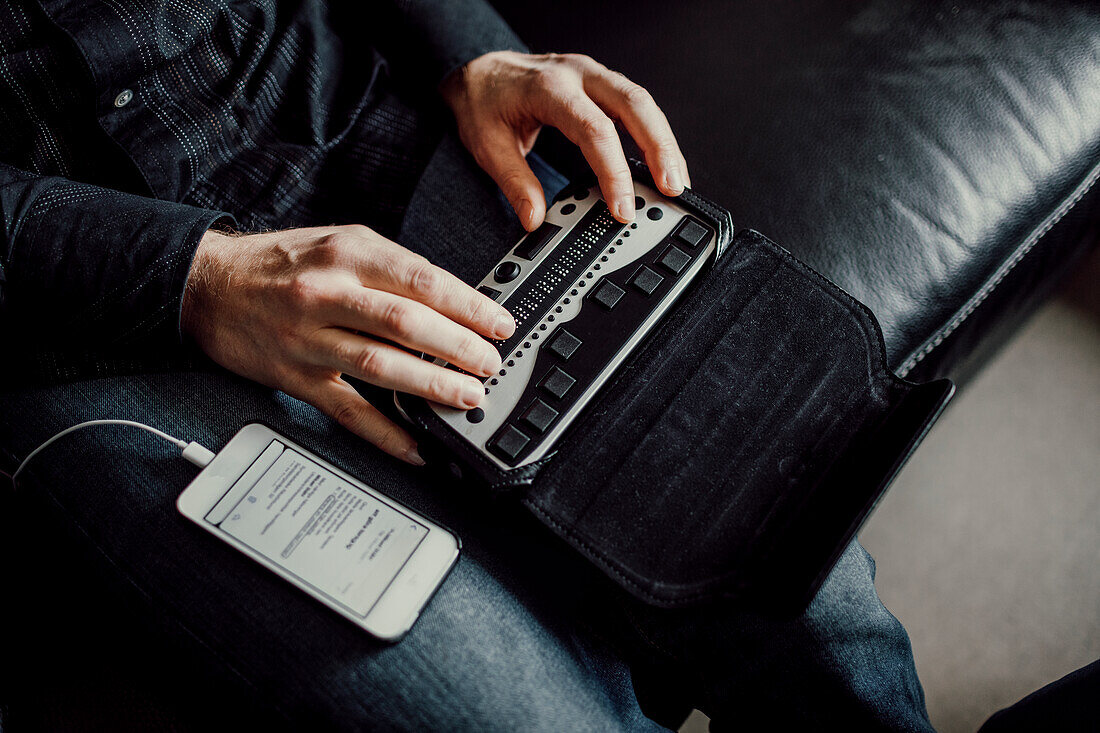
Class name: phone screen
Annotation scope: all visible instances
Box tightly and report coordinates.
[203,440,429,618]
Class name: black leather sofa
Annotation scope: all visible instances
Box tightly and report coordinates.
[4,0,1098,728]
[494,0,1100,387]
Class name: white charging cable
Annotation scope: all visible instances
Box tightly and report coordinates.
[11,419,216,487]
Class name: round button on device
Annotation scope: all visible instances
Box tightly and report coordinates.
[466,407,485,423]
[647,207,664,221]
[494,261,521,283]
[634,195,645,210]
[560,203,576,215]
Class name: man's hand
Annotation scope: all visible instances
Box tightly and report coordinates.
[441,51,691,230]
[182,226,515,465]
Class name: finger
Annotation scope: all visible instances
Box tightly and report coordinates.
[583,68,690,197]
[351,247,515,341]
[295,375,423,465]
[309,328,488,410]
[534,89,636,223]
[469,125,547,231]
[324,287,502,377]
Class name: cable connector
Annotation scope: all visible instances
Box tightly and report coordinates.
[182,441,216,468]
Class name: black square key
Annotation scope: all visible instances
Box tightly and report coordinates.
[592,280,625,309]
[488,425,529,462]
[477,285,502,301]
[539,367,575,399]
[675,219,709,248]
[514,221,561,261]
[547,329,581,360]
[631,265,664,296]
[658,245,692,275]
[521,399,558,435]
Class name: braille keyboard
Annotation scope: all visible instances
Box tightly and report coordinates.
[397,179,718,472]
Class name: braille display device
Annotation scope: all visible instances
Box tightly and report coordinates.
[394,160,954,612]
[397,165,727,481]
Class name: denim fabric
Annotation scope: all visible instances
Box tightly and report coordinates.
[0,135,933,731]
[1,371,661,731]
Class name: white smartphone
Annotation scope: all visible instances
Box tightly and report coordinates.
[177,422,459,641]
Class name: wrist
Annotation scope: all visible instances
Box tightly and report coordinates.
[181,229,230,344]
[439,61,472,115]
[440,50,515,114]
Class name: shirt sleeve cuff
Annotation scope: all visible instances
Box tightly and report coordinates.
[9,179,235,355]
[393,0,530,87]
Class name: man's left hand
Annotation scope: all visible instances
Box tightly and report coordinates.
[441,51,691,230]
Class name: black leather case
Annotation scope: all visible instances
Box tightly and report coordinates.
[402,166,954,613]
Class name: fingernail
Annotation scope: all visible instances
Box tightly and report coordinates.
[518,199,535,230]
[463,379,485,407]
[480,349,503,376]
[494,311,516,339]
[664,165,684,194]
[405,447,426,466]
[618,196,636,222]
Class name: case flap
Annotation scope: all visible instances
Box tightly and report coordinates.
[520,229,953,611]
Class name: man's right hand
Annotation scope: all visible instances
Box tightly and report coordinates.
[181,225,515,465]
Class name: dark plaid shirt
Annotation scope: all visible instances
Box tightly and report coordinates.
[0,0,523,371]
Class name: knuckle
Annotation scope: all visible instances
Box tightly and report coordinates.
[318,227,370,257]
[318,232,353,255]
[330,398,362,430]
[352,345,386,379]
[427,370,462,404]
[623,83,653,108]
[560,52,595,69]
[535,65,572,93]
[580,114,616,144]
[451,335,482,369]
[381,299,419,339]
[284,273,319,306]
[340,223,372,239]
[406,261,443,299]
[466,290,493,324]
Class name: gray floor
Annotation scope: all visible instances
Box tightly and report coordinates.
[683,249,1100,733]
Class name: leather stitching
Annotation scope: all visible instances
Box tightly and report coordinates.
[897,157,1100,377]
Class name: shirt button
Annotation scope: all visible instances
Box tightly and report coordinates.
[113,89,134,108]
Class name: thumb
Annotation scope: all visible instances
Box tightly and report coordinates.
[472,128,547,231]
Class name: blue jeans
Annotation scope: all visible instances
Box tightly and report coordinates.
[0,137,932,731]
